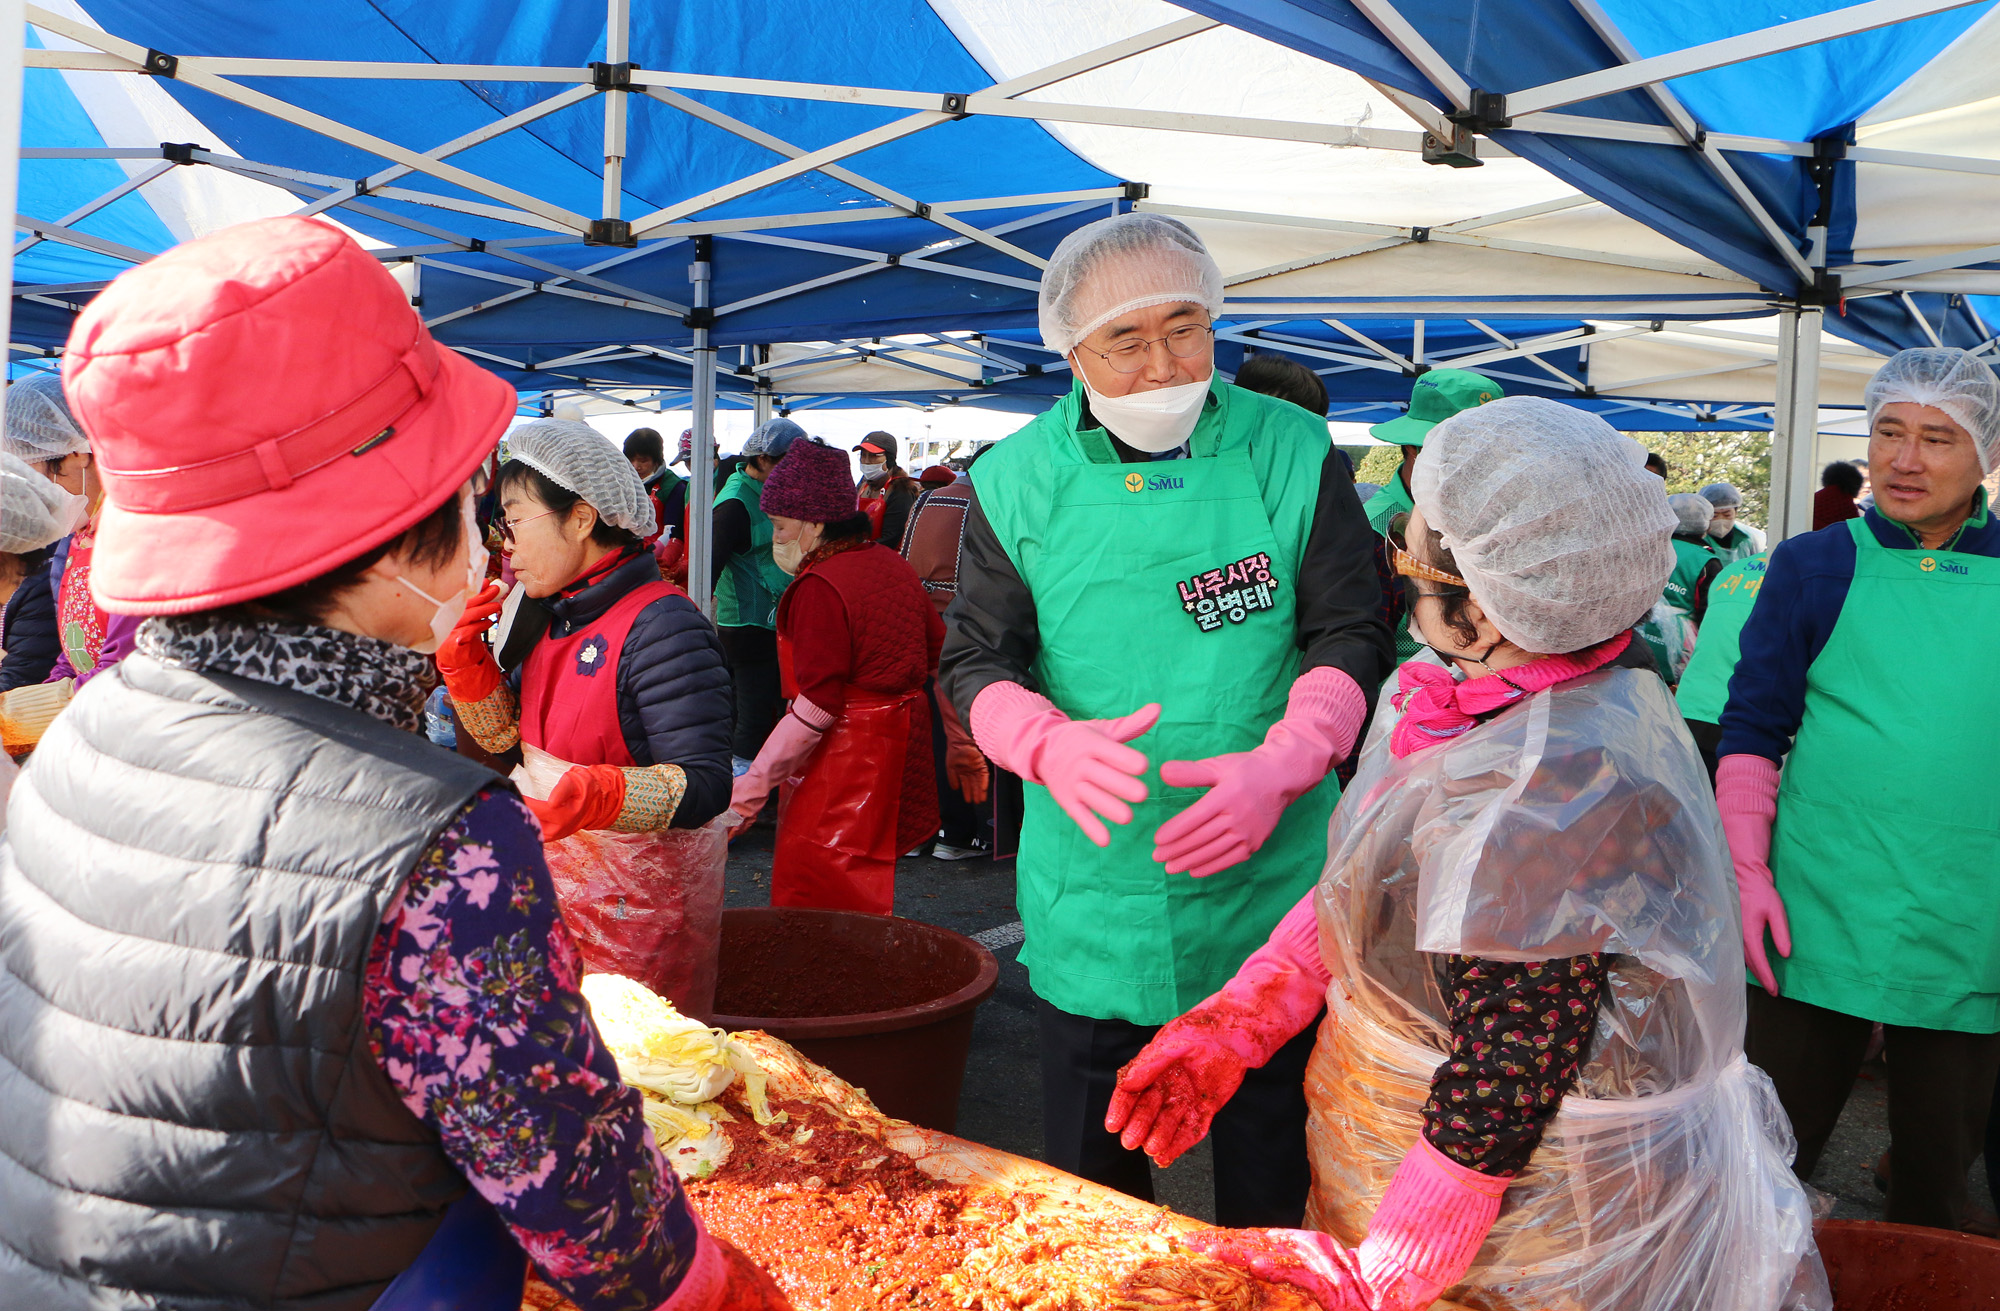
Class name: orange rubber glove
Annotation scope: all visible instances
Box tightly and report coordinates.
[434,582,505,704]
[524,764,627,843]
[946,742,990,806]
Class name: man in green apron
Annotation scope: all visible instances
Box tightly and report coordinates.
[1699,481,1767,560]
[1365,370,1502,663]
[1717,346,2000,1230]
[939,214,1392,1227]
[712,417,800,767]
[1635,492,1724,684]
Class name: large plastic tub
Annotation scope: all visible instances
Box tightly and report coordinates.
[1816,1219,2000,1309]
[712,907,999,1132]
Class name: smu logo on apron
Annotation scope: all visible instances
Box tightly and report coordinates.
[1124,471,1186,493]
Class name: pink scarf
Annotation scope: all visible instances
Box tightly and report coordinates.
[1389,631,1632,759]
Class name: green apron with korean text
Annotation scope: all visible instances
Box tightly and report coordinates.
[713,470,789,630]
[974,379,1335,1024]
[1674,552,1767,724]
[1768,518,2000,1031]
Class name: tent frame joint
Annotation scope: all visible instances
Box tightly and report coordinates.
[143,49,178,79]
[1447,90,1512,133]
[585,217,636,246]
[590,61,638,92]
[682,305,715,329]
[159,141,200,166]
[1796,270,1844,308]
[941,92,969,119]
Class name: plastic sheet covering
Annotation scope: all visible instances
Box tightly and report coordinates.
[514,744,725,1020]
[1633,599,1698,684]
[1305,664,1829,1311]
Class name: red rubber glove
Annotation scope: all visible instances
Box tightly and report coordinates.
[524,764,626,843]
[1153,667,1366,877]
[1190,1139,1507,1311]
[654,1224,794,1311]
[969,681,1158,847]
[655,536,686,577]
[946,742,991,806]
[434,581,504,704]
[1717,752,1789,995]
[1105,893,1329,1166]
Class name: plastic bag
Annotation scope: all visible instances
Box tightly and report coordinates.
[514,744,726,1021]
[1633,599,1697,683]
[1304,666,1828,1311]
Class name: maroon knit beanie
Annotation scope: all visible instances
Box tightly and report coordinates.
[759,439,859,522]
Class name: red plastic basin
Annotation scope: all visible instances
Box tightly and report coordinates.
[1817,1219,2000,1309]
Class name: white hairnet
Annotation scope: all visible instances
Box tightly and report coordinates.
[1412,397,1677,654]
[0,451,71,553]
[503,419,657,537]
[1038,213,1223,356]
[1865,346,2000,473]
[1697,482,1741,511]
[4,373,88,464]
[1668,493,1715,537]
[742,416,805,458]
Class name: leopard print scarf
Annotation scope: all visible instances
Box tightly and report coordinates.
[138,614,435,734]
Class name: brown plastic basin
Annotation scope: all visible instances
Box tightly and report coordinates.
[1816,1219,2000,1309]
[712,907,999,1132]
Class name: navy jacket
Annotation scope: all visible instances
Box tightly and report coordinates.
[1717,498,2000,763]
[0,547,59,692]
[541,551,734,828]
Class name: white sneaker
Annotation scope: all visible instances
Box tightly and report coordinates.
[932,841,985,861]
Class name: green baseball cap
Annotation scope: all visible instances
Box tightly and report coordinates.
[1368,368,1503,447]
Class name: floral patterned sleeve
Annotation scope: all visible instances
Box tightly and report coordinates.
[1420,953,1608,1177]
[363,786,702,1310]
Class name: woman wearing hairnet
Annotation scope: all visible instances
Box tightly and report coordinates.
[1721,347,2000,1231]
[939,214,1393,1225]
[0,374,92,693]
[1108,399,1825,1311]
[0,449,86,791]
[1699,481,1766,561]
[436,419,735,1010]
[1633,492,1724,684]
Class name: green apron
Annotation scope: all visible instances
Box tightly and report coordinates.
[1711,524,1762,562]
[975,379,1336,1024]
[1673,552,1767,724]
[1637,537,1721,681]
[712,470,789,630]
[1364,473,1420,662]
[1768,517,2000,1031]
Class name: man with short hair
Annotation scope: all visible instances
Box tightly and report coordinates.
[1719,346,2000,1232]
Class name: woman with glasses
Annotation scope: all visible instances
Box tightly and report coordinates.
[0,220,778,1310]
[937,213,1393,1229]
[436,419,734,1010]
[1107,398,1824,1311]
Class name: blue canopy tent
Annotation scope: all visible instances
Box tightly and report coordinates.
[1172,0,2000,532]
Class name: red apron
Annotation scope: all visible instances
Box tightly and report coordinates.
[771,689,920,915]
[515,576,725,1017]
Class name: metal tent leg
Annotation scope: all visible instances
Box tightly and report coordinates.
[1769,305,1822,543]
[688,236,716,615]
[0,0,25,367]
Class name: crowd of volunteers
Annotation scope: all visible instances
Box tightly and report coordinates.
[0,201,1993,1311]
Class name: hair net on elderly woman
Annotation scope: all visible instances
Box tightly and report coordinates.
[1411,396,1678,654]
[1037,213,1224,356]
[1669,492,1716,537]
[0,451,74,553]
[503,419,657,538]
[3,373,89,465]
[1865,346,2000,472]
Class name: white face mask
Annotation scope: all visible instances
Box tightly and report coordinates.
[771,522,820,576]
[1080,373,1209,453]
[398,490,487,654]
[49,484,88,539]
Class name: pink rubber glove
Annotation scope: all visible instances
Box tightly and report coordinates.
[653,1219,794,1310]
[1716,753,1789,995]
[1105,892,1329,1166]
[1188,1138,1507,1311]
[969,681,1159,847]
[728,711,825,835]
[1154,667,1367,876]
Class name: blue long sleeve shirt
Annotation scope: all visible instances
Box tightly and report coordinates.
[1716,496,2000,763]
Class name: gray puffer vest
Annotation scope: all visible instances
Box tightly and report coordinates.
[0,652,498,1309]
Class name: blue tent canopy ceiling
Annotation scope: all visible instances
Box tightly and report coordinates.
[1177,0,1996,346]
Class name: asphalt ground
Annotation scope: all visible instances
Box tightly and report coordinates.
[724,831,1980,1229]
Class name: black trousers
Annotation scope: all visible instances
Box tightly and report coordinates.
[1684,717,1722,785]
[1746,987,2000,1229]
[1036,995,1317,1228]
[716,623,782,761]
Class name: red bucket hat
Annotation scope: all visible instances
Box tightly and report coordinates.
[65,216,515,614]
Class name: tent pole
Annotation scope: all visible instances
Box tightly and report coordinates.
[753,383,774,428]
[688,236,716,615]
[0,0,24,373]
[1769,305,1822,543]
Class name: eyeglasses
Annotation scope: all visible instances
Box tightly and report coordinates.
[1082,323,1214,374]
[499,507,558,545]
[1386,513,1467,589]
